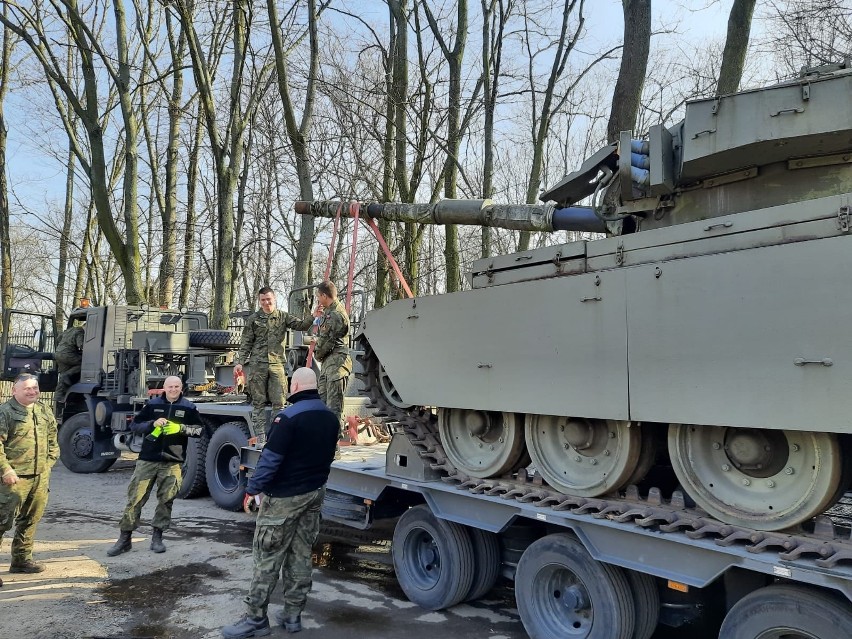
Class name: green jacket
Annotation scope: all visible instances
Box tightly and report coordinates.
[0,398,59,477]
[237,309,311,366]
[315,299,350,362]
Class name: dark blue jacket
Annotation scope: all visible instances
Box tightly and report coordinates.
[130,394,203,463]
[247,389,338,497]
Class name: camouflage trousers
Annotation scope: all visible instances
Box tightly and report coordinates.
[54,363,81,404]
[244,486,325,618]
[0,472,50,564]
[118,460,181,531]
[318,353,352,435]
[248,363,287,442]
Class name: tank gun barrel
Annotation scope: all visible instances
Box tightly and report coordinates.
[294,199,606,234]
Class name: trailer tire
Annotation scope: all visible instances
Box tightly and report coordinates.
[177,431,209,499]
[205,422,250,510]
[189,329,241,349]
[59,413,118,474]
[516,533,635,639]
[392,505,475,610]
[719,584,852,639]
[465,527,501,602]
[626,570,660,639]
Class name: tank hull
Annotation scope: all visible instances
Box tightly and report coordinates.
[364,191,852,434]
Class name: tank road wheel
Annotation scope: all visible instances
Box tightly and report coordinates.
[515,533,635,639]
[58,413,117,474]
[438,408,526,478]
[525,416,642,497]
[392,505,475,610]
[377,362,413,410]
[668,425,843,531]
[205,421,250,511]
[719,584,852,639]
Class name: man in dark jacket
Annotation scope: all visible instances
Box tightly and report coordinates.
[221,367,338,638]
[106,376,203,556]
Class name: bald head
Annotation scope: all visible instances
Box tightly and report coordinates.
[163,376,183,402]
[289,367,317,396]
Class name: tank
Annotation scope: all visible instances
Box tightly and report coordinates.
[297,63,852,532]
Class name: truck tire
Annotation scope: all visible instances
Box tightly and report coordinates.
[177,432,209,499]
[189,329,241,349]
[465,527,501,602]
[515,533,635,639]
[392,504,475,610]
[206,421,249,510]
[58,413,118,474]
[719,584,852,639]
[626,570,660,639]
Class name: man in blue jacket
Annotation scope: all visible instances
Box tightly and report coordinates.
[222,367,339,638]
[106,376,203,556]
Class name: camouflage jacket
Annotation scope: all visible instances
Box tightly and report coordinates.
[55,325,85,367]
[0,398,59,477]
[315,299,350,362]
[237,309,311,366]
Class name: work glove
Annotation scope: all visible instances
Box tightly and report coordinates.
[145,424,164,441]
[162,421,181,436]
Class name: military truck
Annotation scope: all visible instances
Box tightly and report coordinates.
[286,63,852,638]
[3,304,268,510]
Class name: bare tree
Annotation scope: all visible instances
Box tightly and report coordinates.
[606,0,651,141]
[716,0,757,95]
[0,5,13,324]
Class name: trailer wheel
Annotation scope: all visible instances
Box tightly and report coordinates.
[626,571,660,639]
[205,421,249,510]
[515,533,635,639]
[719,584,852,639]
[58,413,117,474]
[392,505,475,610]
[189,329,241,349]
[177,431,209,499]
[465,527,501,602]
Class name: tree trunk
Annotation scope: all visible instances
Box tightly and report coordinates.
[0,9,13,322]
[716,0,757,96]
[606,0,652,142]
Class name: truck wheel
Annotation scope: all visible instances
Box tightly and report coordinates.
[465,527,501,602]
[515,533,635,639]
[205,421,249,510]
[177,432,209,499]
[626,570,660,639]
[719,584,852,639]
[189,329,241,349]
[392,504,475,610]
[58,413,117,474]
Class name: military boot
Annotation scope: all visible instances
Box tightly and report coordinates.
[274,610,302,633]
[107,531,132,556]
[150,528,166,553]
[9,560,46,573]
[221,615,271,638]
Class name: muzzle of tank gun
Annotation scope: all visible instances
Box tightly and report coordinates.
[293,200,607,234]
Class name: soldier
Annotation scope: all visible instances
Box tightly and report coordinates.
[234,287,311,446]
[53,322,85,408]
[221,367,339,638]
[106,376,203,556]
[305,280,352,438]
[0,373,59,586]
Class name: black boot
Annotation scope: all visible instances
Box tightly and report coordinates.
[107,531,132,556]
[150,527,166,553]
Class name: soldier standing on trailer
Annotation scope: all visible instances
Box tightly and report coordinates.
[234,287,311,446]
[0,373,59,586]
[304,280,352,439]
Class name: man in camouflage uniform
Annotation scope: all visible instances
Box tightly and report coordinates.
[221,368,338,638]
[305,280,352,437]
[235,287,311,446]
[54,322,85,407]
[106,376,203,556]
[0,373,59,586]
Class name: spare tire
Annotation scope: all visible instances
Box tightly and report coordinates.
[189,329,241,349]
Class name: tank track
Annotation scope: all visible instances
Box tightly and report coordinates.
[356,337,852,569]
